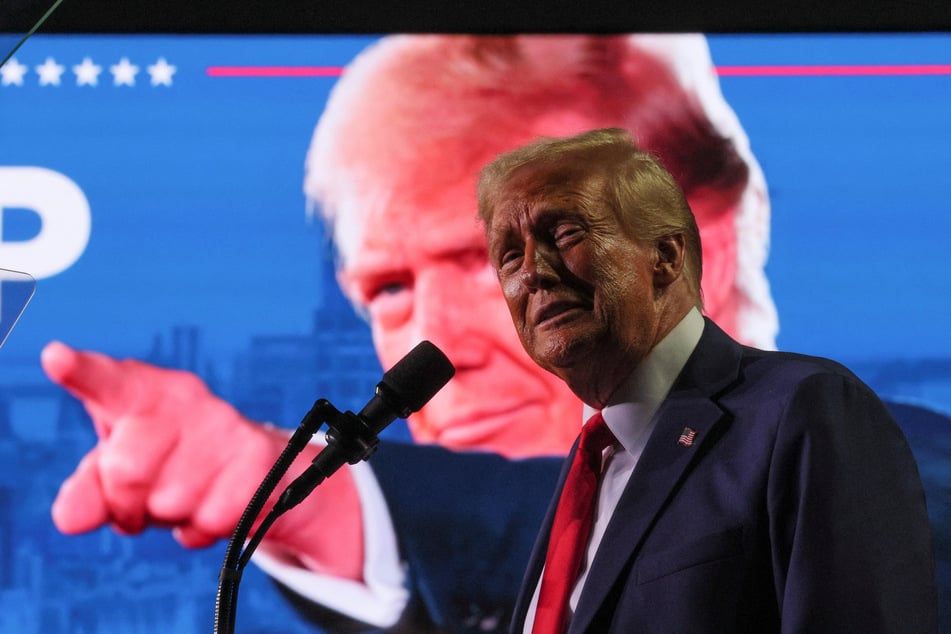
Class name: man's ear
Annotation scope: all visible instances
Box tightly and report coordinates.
[653,233,686,288]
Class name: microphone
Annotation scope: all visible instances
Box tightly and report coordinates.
[216,342,453,633]
[274,340,455,513]
[356,339,456,433]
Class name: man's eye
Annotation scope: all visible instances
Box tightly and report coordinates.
[498,249,522,270]
[369,280,410,301]
[361,279,413,329]
[349,272,412,305]
[553,224,584,248]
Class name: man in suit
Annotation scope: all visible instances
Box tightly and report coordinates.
[477,127,937,632]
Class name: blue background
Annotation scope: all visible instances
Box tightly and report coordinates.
[0,33,949,632]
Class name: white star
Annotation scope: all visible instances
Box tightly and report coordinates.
[147,57,176,87]
[35,57,65,86]
[1,58,28,86]
[110,57,139,86]
[73,57,103,86]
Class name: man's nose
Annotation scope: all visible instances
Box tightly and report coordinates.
[521,238,559,290]
[412,267,485,344]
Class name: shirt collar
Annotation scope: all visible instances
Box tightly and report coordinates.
[582,307,705,455]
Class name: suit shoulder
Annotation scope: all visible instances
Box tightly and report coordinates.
[738,347,869,392]
[721,347,894,440]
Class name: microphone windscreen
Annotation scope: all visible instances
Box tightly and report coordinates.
[380,340,455,413]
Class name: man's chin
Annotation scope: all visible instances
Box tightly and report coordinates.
[423,407,566,458]
[529,335,594,375]
[434,415,523,454]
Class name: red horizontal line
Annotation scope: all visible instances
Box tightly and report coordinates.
[206,66,344,77]
[716,64,951,76]
[205,64,951,78]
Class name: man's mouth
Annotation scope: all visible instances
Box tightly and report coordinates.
[533,299,586,327]
[434,403,538,445]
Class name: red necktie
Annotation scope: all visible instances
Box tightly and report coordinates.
[532,412,616,633]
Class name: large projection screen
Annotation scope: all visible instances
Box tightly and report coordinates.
[1,32,949,632]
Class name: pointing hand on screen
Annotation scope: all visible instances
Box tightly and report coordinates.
[41,340,364,581]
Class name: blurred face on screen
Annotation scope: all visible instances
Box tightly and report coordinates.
[334,143,583,456]
[306,34,767,457]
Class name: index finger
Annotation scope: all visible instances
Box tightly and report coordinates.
[41,341,145,435]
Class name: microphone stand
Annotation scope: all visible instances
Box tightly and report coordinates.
[213,398,383,634]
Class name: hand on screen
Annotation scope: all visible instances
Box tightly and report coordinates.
[41,341,364,581]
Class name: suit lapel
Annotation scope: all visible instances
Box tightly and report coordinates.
[569,319,743,632]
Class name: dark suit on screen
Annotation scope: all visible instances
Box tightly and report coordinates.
[285,445,563,633]
[511,319,937,633]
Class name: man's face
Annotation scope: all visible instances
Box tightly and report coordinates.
[485,160,663,402]
[336,168,583,457]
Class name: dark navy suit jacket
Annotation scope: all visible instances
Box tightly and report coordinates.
[288,321,948,633]
[510,319,937,633]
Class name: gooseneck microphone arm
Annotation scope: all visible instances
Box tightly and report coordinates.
[273,378,416,516]
[213,341,455,634]
[213,398,331,634]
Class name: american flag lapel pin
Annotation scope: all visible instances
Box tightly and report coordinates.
[677,427,697,448]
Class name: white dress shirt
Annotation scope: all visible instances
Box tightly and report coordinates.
[523,308,704,632]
